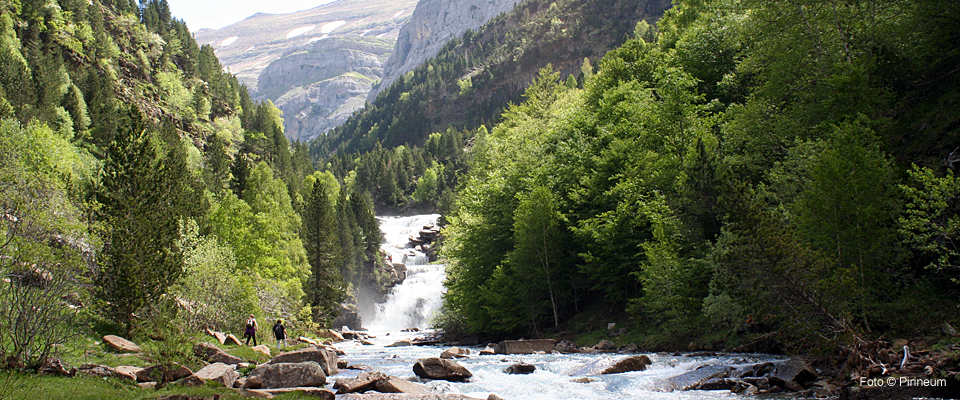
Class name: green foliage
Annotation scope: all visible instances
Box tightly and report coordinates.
[95,107,198,332]
[901,166,960,281]
[311,0,666,160]
[242,162,308,285]
[171,220,257,332]
[0,118,96,369]
[440,0,960,354]
[301,180,346,325]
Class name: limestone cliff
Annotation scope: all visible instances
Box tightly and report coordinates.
[195,0,418,143]
[369,0,524,101]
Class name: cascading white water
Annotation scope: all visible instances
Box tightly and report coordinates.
[335,217,798,400]
[365,214,446,331]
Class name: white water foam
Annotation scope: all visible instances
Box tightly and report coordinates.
[366,215,445,331]
[331,331,784,400]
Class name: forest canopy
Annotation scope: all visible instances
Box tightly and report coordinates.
[440,0,960,353]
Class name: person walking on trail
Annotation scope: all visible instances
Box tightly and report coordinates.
[273,320,287,349]
[243,314,259,346]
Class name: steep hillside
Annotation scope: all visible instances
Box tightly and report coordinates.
[0,0,380,356]
[195,0,418,142]
[370,0,525,101]
[310,0,673,159]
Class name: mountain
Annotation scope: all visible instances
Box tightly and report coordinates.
[370,0,525,102]
[194,0,419,142]
[310,0,673,159]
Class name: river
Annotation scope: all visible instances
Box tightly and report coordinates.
[336,215,793,400]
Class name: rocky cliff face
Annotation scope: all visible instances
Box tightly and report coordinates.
[261,38,393,142]
[369,0,524,101]
[195,0,418,143]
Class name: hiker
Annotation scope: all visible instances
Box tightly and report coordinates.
[243,314,258,346]
[273,320,287,349]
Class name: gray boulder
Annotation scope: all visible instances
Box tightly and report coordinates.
[592,340,617,352]
[193,342,243,365]
[249,361,327,389]
[374,376,431,395]
[653,365,734,392]
[244,388,335,399]
[555,340,578,353]
[267,346,339,376]
[333,371,387,394]
[413,358,472,382]
[194,362,238,388]
[504,363,536,375]
[600,355,652,374]
[440,347,469,359]
[769,359,817,385]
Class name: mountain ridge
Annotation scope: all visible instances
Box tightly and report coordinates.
[194,0,418,143]
[370,0,525,101]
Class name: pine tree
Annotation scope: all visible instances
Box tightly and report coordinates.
[95,107,193,332]
[302,181,346,324]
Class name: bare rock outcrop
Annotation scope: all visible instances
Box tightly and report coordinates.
[371,0,525,101]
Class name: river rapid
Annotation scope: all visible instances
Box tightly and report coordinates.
[335,215,795,400]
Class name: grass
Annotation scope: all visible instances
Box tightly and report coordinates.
[0,314,341,400]
[0,371,326,399]
[0,329,334,400]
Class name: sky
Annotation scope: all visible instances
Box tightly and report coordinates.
[167,0,338,31]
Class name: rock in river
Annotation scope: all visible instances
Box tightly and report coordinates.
[413,357,472,381]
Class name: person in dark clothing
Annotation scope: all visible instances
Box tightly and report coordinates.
[273,320,287,349]
[243,314,258,346]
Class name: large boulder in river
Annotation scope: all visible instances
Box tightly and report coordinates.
[495,339,557,354]
[413,358,473,381]
[194,342,243,365]
[440,347,470,359]
[504,362,536,374]
[249,361,326,388]
[769,359,818,385]
[103,335,140,353]
[267,346,338,376]
[601,355,652,374]
[653,365,735,391]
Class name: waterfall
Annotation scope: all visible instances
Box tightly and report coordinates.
[364,214,446,331]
